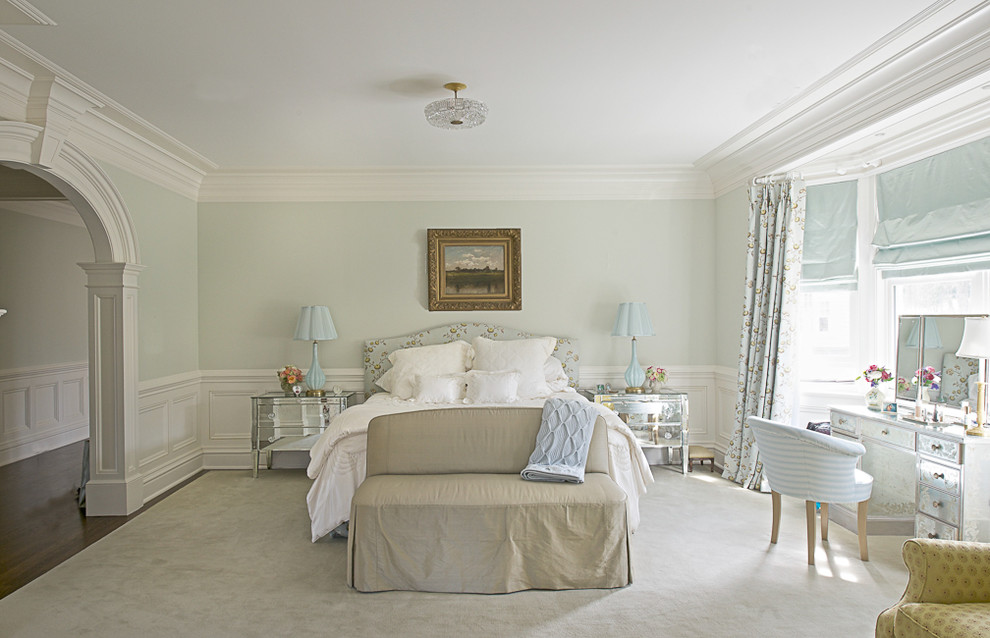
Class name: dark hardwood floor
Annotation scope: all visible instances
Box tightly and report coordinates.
[0,440,203,599]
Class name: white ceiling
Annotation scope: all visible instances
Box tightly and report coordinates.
[0,0,941,170]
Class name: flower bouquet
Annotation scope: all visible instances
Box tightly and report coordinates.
[645,366,668,392]
[912,366,941,403]
[857,364,892,388]
[858,364,892,411]
[277,365,303,394]
[913,366,941,390]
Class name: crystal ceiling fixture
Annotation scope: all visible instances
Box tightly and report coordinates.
[424,82,488,130]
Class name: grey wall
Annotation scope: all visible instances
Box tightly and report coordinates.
[714,187,749,369]
[197,199,717,372]
[0,209,92,369]
[101,164,200,381]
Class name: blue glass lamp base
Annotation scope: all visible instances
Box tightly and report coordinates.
[305,340,326,396]
[624,337,646,392]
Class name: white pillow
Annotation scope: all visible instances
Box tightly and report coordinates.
[471,336,555,399]
[383,341,473,400]
[544,356,570,393]
[375,367,396,393]
[412,374,466,404]
[464,369,520,404]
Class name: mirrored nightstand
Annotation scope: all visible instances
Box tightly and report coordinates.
[250,392,353,477]
[581,390,689,473]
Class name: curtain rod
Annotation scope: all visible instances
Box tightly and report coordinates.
[751,171,803,185]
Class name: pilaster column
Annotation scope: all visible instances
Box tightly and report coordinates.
[78,262,144,515]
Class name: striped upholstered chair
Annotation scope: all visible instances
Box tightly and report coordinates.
[748,416,874,565]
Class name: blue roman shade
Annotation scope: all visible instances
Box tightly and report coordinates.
[873,136,990,268]
[802,180,858,289]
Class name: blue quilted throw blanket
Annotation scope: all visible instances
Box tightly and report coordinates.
[521,397,598,483]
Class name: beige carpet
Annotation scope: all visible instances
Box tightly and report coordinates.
[0,466,909,637]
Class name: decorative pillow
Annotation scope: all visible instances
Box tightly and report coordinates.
[375,367,396,393]
[544,356,569,393]
[383,340,473,400]
[471,336,555,399]
[464,369,520,404]
[411,374,466,404]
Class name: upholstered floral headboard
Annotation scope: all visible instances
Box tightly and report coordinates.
[364,323,580,394]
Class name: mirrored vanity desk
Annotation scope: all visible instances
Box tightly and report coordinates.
[829,405,990,541]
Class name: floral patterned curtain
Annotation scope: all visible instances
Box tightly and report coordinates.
[722,179,806,489]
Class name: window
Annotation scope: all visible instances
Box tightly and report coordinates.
[798,287,859,381]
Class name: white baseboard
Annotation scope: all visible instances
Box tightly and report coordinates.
[140,447,205,502]
[0,424,89,466]
[202,448,253,470]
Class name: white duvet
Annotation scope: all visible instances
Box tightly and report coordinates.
[306,391,654,542]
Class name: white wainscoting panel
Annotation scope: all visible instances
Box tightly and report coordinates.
[0,362,89,466]
[136,371,204,501]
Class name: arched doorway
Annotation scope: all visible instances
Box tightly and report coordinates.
[0,121,143,515]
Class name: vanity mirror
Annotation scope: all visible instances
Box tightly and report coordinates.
[895,314,983,408]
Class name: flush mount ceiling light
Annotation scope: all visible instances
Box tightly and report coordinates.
[424,82,488,130]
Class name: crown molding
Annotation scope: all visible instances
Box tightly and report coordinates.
[0,29,214,199]
[799,88,990,183]
[0,1,56,26]
[199,165,714,202]
[697,0,990,197]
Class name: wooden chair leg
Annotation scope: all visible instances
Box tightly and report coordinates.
[820,503,829,541]
[858,500,870,561]
[770,490,781,544]
[806,501,816,565]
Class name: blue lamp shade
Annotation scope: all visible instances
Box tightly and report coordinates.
[612,302,654,391]
[294,306,337,395]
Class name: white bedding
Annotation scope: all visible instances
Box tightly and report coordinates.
[306,391,654,542]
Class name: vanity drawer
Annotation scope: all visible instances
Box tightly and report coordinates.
[918,459,961,496]
[918,484,961,526]
[917,433,962,464]
[860,418,914,450]
[830,412,857,436]
[916,513,959,541]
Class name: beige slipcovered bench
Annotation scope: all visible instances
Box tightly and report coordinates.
[347,407,631,593]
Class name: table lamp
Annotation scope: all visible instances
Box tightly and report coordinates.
[957,316,990,437]
[294,305,337,397]
[612,302,655,393]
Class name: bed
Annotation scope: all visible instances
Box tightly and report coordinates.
[305,322,654,542]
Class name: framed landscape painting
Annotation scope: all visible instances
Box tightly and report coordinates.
[427,228,521,311]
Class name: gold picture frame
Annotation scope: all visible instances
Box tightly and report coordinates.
[428,228,521,311]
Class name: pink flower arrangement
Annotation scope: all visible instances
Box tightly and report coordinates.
[277,365,303,386]
[646,366,668,384]
[897,377,911,393]
[858,364,892,388]
[913,366,941,390]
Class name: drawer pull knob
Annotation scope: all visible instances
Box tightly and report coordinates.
[928,532,939,539]
[931,443,943,451]
[881,428,889,435]
[933,500,942,508]
[933,472,945,480]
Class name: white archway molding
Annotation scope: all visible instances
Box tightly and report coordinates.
[0,121,139,264]
[0,120,144,515]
